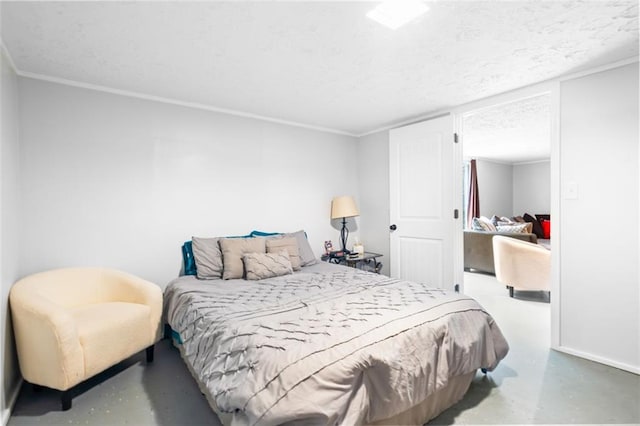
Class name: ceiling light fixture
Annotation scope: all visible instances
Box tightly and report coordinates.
[366,0,429,30]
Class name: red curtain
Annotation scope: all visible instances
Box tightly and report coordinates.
[467,159,480,228]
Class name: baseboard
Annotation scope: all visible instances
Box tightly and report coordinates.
[555,346,640,375]
[1,378,23,426]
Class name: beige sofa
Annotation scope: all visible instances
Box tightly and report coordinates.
[493,236,551,298]
[464,230,538,274]
[10,267,162,410]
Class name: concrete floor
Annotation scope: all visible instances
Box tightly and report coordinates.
[9,272,640,425]
[430,272,640,425]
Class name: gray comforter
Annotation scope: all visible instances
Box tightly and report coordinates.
[164,262,509,425]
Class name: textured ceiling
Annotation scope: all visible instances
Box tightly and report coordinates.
[1,1,638,139]
[463,94,551,164]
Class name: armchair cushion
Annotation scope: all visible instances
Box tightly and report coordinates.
[72,302,151,379]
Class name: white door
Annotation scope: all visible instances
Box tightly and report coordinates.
[389,115,456,290]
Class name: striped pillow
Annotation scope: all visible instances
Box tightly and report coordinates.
[496,223,530,233]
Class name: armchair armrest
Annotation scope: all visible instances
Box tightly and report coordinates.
[102,270,163,342]
[10,287,84,390]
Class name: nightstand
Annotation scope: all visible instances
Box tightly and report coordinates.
[322,252,383,274]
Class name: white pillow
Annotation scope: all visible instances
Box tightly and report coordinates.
[478,216,497,232]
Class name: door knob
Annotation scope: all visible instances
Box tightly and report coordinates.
[389,224,397,231]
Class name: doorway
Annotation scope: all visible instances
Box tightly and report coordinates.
[458,91,554,344]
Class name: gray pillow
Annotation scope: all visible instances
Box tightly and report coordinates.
[191,237,223,280]
[243,251,293,280]
[266,237,301,271]
[285,230,317,266]
[219,237,266,280]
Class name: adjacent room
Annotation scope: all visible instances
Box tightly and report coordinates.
[1,1,638,425]
[462,93,552,300]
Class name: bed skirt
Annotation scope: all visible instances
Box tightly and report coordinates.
[368,371,475,425]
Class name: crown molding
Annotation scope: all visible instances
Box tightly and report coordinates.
[0,38,19,74]
[470,157,514,166]
[513,158,551,166]
[18,71,358,137]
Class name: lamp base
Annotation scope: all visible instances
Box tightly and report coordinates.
[340,217,351,254]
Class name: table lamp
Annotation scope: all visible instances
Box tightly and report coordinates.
[331,196,359,253]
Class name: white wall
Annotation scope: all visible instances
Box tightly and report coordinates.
[559,62,639,372]
[512,160,550,216]
[356,130,389,275]
[18,78,359,288]
[0,46,21,423]
[475,159,513,218]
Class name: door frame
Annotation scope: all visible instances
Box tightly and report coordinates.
[451,81,561,350]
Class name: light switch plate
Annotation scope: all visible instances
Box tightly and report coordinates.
[563,182,578,200]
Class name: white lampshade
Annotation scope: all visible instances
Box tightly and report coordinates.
[331,196,359,219]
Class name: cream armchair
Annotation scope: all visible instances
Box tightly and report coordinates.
[10,267,162,410]
[492,236,551,298]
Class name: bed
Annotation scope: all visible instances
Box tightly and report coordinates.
[164,261,509,425]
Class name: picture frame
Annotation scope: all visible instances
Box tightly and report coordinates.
[324,240,333,254]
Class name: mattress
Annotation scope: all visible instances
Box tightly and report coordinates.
[164,262,509,425]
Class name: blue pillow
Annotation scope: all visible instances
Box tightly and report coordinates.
[181,241,197,276]
[250,230,283,237]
